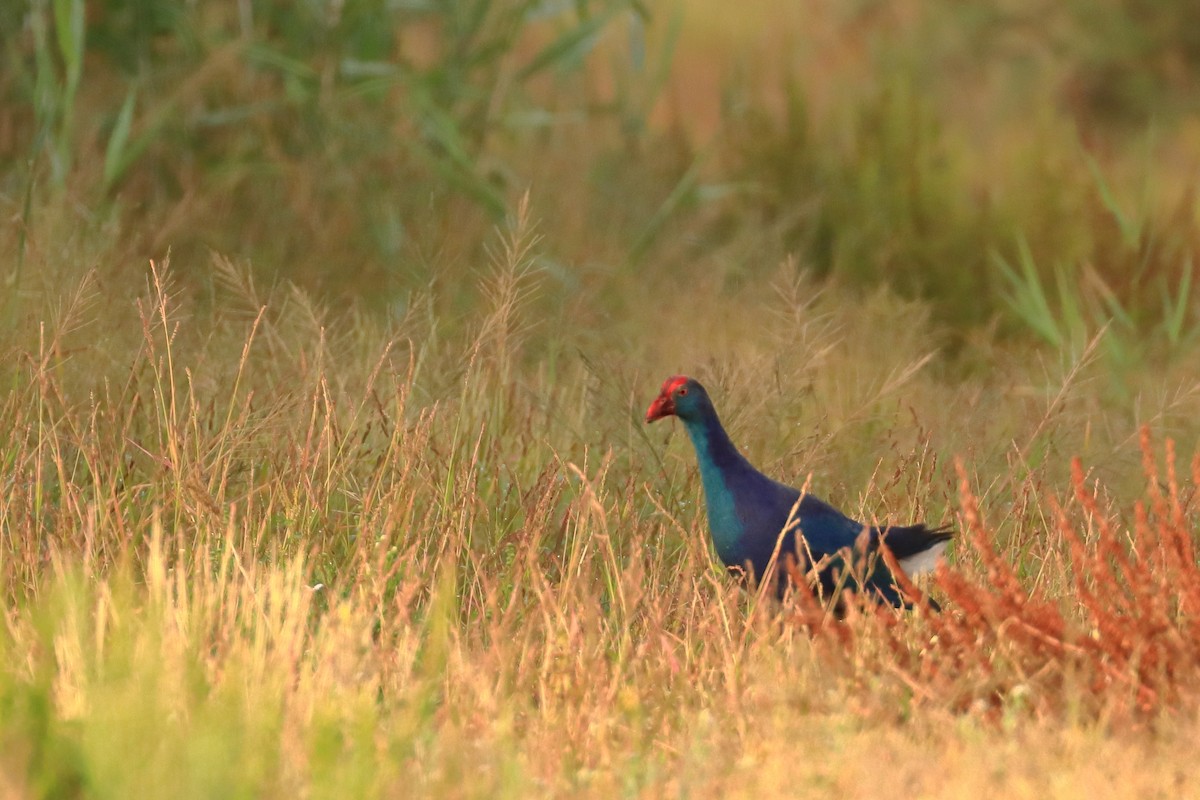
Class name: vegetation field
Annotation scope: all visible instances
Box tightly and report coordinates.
[3,1,1200,796]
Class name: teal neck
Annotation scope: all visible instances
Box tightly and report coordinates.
[681,413,745,563]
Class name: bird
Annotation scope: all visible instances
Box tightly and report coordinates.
[645,375,951,608]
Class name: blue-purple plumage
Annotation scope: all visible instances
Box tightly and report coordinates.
[646,375,951,607]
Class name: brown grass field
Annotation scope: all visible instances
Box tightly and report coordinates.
[3,1,1200,796]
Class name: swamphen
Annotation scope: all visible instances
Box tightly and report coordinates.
[646,375,951,607]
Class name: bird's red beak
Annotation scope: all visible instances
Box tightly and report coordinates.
[645,392,675,423]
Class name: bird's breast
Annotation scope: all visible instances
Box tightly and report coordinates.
[697,466,745,566]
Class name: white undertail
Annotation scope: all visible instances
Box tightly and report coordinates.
[896,540,949,576]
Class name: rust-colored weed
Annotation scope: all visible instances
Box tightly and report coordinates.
[790,427,1200,721]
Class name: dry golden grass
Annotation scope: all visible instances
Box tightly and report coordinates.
[4,1,1200,795]
[3,211,1200,795]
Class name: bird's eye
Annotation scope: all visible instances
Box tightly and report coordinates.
[677,387,688,396]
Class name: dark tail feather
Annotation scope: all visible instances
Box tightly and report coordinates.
[878,522,953,560]
[879,523,953,612]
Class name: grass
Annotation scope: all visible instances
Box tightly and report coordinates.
[3,0,1200,796]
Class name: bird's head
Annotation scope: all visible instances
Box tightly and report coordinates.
[645,375,710,424]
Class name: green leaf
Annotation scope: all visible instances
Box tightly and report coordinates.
[52,0,84,91]
[1085,269,1134,333]
[516,12,613,81]
[1052,262,1087,347]
[1161,258,1193,346]
[630,151,706,261]
[1085,153,1140,249]
[994,237,1063,347]
[103,87,137,191]
[243,44,319,81]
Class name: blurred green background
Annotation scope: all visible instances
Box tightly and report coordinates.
[3,0,1198,346]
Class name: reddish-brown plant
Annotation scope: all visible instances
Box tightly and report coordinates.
[790,427,1200,721]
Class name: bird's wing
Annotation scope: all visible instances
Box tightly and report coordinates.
[789,493,871,555]
[739,482,867,560]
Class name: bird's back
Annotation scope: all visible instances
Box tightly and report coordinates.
[717,463,941,605]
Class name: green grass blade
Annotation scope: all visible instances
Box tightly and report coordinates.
[1085,152,1141,249]
[516,11,613,81]
[52,0,84,92]
[1161,258,1193,346]
[993,238,1063,347]
[103,87,138,192]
